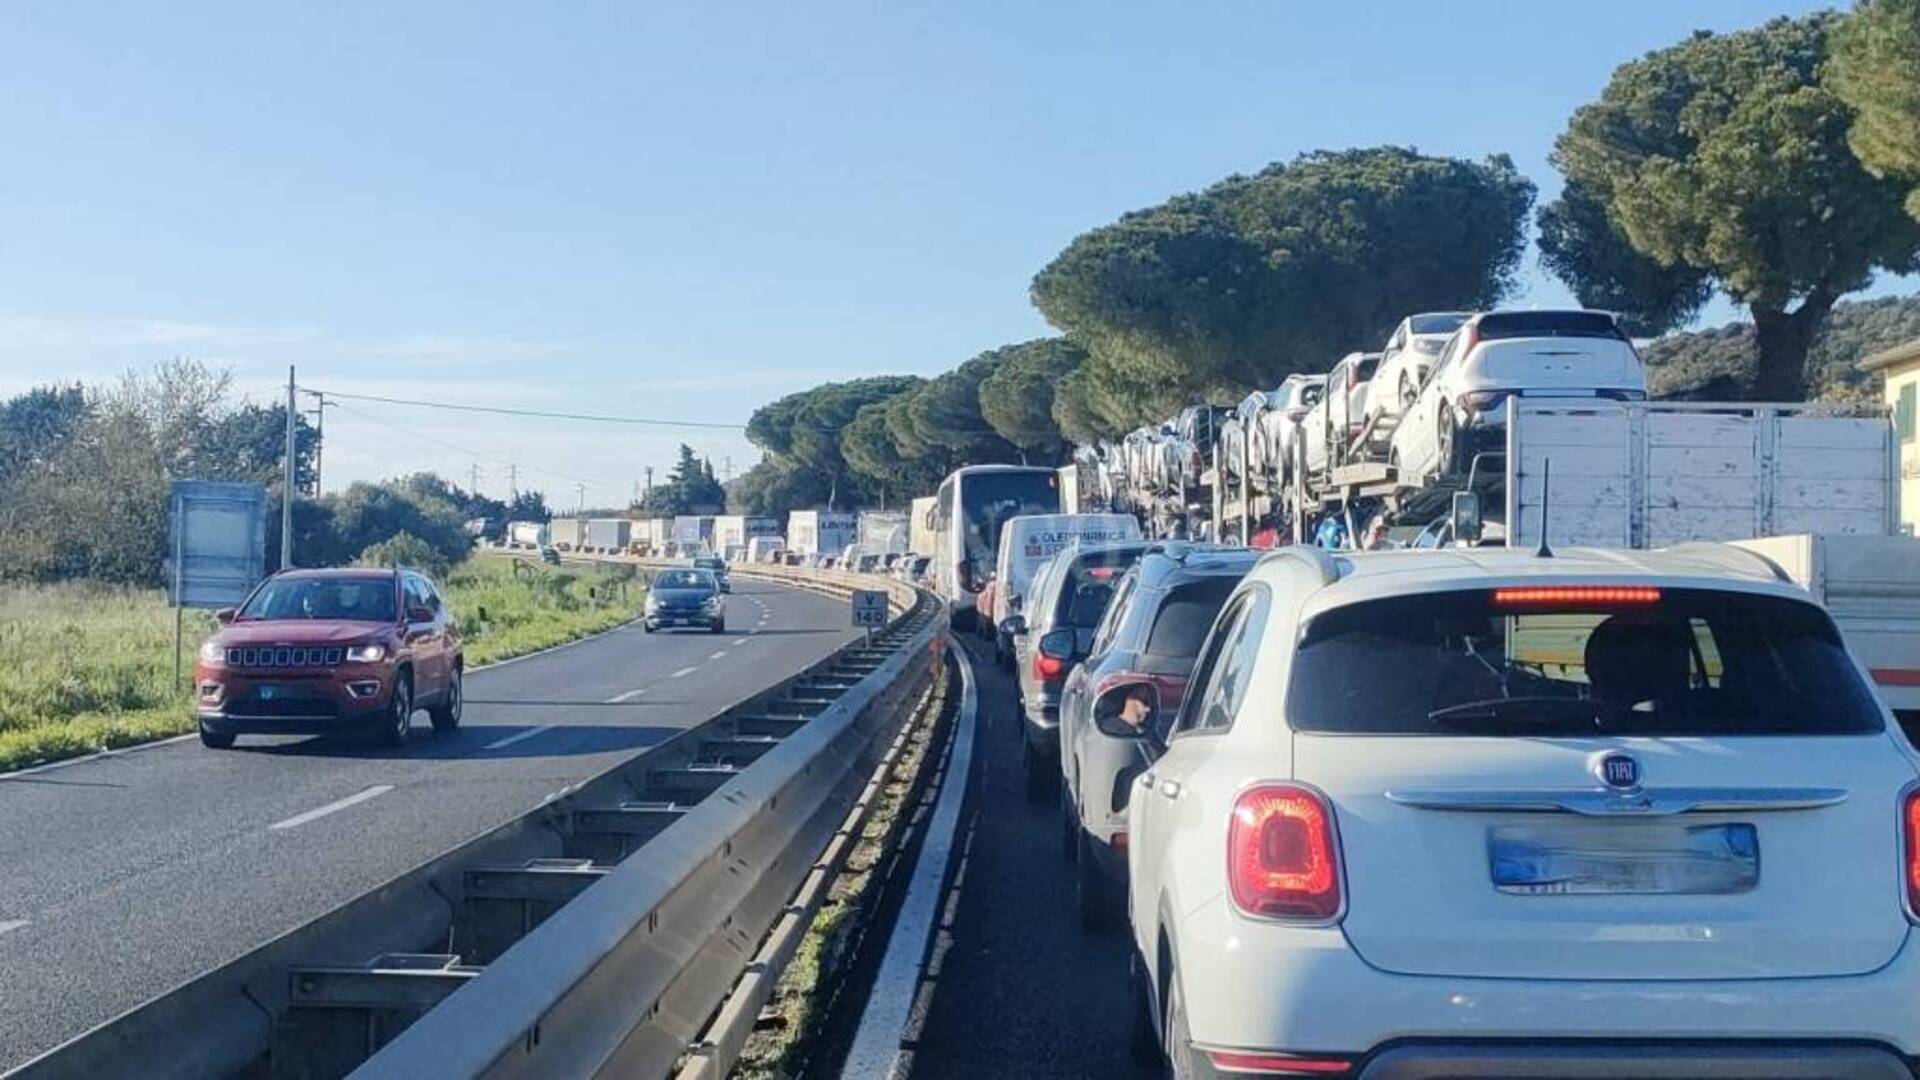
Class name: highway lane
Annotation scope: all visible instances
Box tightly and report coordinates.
[886,637,1154,1079]
[0,578,860,1071]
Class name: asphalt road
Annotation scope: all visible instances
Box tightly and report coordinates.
[0,578,860,1071]
[895,636,1155,1079]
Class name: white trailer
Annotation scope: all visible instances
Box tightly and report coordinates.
[787,510,859,557]
[1727,534,1920,721]
[909,496,936,556]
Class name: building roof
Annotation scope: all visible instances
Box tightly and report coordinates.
[1858,337,1920,374]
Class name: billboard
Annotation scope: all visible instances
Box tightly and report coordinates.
[167,480,267,610]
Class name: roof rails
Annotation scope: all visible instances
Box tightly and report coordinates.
[1254,544,1342,587]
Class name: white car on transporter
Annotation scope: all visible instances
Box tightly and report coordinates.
[1390,309,1647,484]
[1367,310,1472,426]
[1111,543,1920,1079]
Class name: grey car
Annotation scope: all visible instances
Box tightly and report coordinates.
[1002,539,1154,800]
[1055,544,1259,931]
[644,568,726,633]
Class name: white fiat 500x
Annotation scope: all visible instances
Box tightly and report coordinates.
[1114,544,1920,1079]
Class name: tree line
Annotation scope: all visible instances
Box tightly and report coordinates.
[731,2,1920,520]
[0,359,552,585]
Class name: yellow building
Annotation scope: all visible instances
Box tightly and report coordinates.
[1861,338,1920,536]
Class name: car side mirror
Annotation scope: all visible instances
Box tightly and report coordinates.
[407,605,434,624]
[1093,680,1160,740]
[214,607,236,625]
[1008,593,1023,612]
[1449,490,1483,546]
[999,614,1027,638]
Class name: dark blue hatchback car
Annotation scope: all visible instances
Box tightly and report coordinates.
[644,568,726,633]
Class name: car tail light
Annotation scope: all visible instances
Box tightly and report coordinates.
[1459,389,1508,414]
[1206,1050,1351,1075]
[1903,789,1920,921]
[1033,651,1065,679]
[1228,784,1342,920]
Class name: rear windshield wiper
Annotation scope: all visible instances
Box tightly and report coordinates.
[1426,695,1604,730]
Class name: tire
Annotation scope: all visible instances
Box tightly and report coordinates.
[199,724,235,749]
[1438,405,1465,477]
[710,618,726,635]
[1128,949,1163,1065]
[429,665,462,733]
[381,673,413,747]
[641,621,654,634]
[1077,830,1119,934]
[1021,735,1053,802]
[1060,785,1079,863]
[1164,967,1198,1080]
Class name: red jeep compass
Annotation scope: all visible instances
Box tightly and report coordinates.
[193,567,463,748]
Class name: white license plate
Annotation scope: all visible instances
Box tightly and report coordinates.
[1490,823,1758,895]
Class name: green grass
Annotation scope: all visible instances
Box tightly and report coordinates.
[0,556,646,772]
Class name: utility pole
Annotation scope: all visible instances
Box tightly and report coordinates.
[508,464,519,501]
[470,463,481,496]
[723,455,733,483]
[303,391,330,496]
[281,365,296,569]
[575,482,585,515]
[644,465,654,505]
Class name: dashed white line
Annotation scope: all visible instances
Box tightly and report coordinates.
[732,638,748,646]
[670,666,698,679]
[709,651,727,660]
[0,919,29,936]
[484,725,555,749]
[269,785,394,831]
[605,688,646,703]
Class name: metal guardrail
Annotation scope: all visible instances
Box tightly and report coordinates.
[10,569,935,1080]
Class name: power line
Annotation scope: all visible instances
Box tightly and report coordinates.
[305,387,748,430]
[325,399,615,492]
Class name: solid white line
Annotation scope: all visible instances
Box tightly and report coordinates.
[483,725,555,750]
[0,919,29,936]
[842,634,976,1079]
[732,639,748,646]
[605,688,646,703]
[670,666,698,679]
[269,785,394,831]
[709,651,727,660]
[0,733,200,782]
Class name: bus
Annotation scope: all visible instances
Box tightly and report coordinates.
[926,464,1062,628]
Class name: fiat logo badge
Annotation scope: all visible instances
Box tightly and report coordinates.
[1596,752,1641,791]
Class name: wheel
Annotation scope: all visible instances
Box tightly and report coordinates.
[1164,967,1198,1079]
[641,620,654,634]
[1021,735,1053,802]
[1060,785,1079,863]
[710,618,726,634]
[199,724,235,749]
[1128,950,1163,1065]
[1438,405,1465,476]
[381,674,413,747]
[429,666,462,733]
[1076,830,1119,934]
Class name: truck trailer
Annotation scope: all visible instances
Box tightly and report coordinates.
[787,510,859,557]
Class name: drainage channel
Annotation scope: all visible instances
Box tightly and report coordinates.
[9,589,936,1080]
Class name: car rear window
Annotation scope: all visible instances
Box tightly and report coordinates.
[1476,311,1625,341]
[1287,587,1883,736]
[1056,549,1146,629]
[1409,312,1470,335]
[1143,577,1240,658]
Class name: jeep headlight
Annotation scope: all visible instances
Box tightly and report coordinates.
[198,640,225,664]
[345,644,387,663]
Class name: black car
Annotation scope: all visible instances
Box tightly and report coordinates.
[691,555,731,593]
[645,568,726,633]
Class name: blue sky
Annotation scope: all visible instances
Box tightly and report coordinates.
[0,0,1898,507]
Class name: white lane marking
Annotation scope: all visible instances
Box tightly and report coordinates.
[483,725,555,750]
[605,688,646,703]
[732,639,748,646]
[670,666,698,679]
[842,634,976,1078]
[0,733,199,782]
[709,651,727,660]
[269,785,395,831]
[0,919,29,936]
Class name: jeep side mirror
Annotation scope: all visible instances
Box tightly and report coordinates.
[1093,680,1160,740]
[214,607,237,625]
[1449,490,1483,546]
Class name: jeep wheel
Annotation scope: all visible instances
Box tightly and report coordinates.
[382,675,413,747]
[429,666,462,733]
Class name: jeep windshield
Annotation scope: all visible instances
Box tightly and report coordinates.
[239,577,397,622]
[1287,587,1883,737]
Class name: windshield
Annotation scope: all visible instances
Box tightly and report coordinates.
[1057,549,1146,629]
[240,577,396,622]
[1287,588,1883,736]
[960,471,1060,579]
[656,570,716,590]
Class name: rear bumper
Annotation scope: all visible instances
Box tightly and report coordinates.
[1181,1039,1914,1079]
[1167,896,1920,1060]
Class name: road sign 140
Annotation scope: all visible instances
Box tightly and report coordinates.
[850,589,889,628]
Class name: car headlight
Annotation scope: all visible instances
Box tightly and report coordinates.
[645,596,661,611]
[345,644,387,663]
[705,595,724,608]
[198,640,225,664]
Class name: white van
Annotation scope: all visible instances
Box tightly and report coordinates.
[746,536,785,563]
[991,513,1142,664]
